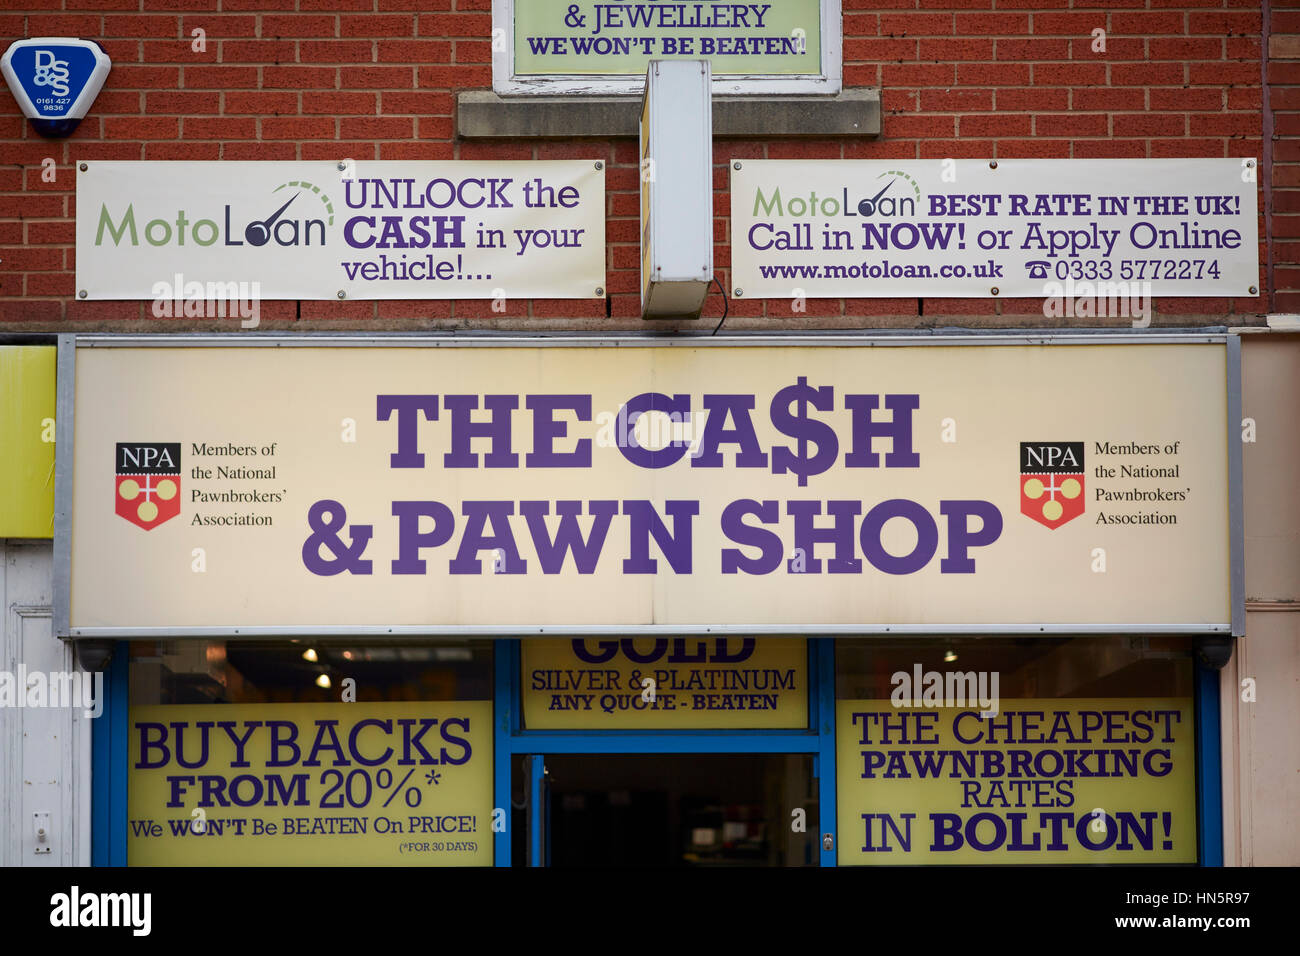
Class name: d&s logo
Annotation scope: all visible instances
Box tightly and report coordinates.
[32,50,70,97]
[1,38,112,138]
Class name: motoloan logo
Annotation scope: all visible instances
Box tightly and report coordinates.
[94,180,333,248]
[116,442,181,531]
[752,169,922,221]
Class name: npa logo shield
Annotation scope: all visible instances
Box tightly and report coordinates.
[115,443,180,530]
[1020,442,1084,529]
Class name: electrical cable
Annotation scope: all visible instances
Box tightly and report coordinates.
[710,274,729,335]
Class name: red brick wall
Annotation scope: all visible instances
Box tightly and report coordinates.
[1269,0,1300,313]
[0,0,1269,330]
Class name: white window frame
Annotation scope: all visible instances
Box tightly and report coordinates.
[492,0,842,96]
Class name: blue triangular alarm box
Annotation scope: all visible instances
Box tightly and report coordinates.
[2,38,112,138]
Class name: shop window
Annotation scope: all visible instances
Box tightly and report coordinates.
[836,636,1194,700]
[128,639,492,705]
[125,640,493,866]
[493,0,843,95]
[834,637,1198,865]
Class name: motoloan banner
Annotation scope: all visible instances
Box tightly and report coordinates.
[837,698,1197,864]
[66,341,1230,634]
[731,158,1259,299]
[76,161,605,300]
[128,701,493,865]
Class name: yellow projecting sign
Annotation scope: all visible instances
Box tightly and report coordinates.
[523,637,807,729]
[836,698,1196,865]
[128,701,492,866]
[0,346,55,538]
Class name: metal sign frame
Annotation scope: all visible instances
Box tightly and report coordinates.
[53,332,1244,640]
[492,0,843,96]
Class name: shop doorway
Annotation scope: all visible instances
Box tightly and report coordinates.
[523,753,819,866]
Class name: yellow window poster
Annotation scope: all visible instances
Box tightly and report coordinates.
[836,698,1196,864]
[128,701,492,866]
[523,637,807,729]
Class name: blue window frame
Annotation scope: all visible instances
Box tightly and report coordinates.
[1194,659,1223,866]
[93,637,1222,868]
[493,636,837,866]
[91,649,128,867]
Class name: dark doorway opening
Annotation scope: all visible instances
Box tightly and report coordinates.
[540,753,818,867]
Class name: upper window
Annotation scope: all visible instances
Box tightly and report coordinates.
[128,640,493,704]
[493,0,842,95]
